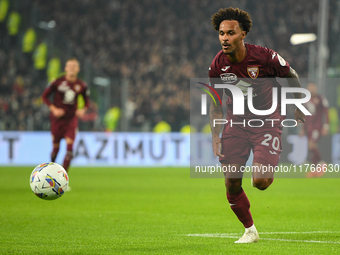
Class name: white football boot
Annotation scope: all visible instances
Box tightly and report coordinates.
[234,225,259,243]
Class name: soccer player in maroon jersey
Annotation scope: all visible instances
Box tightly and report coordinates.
[209,8,306,243]
[300,82,329,177]
[42,58,89,176]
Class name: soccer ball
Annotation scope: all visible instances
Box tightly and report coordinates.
[29,162,69,200]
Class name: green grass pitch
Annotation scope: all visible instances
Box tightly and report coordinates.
[1,166,340,254]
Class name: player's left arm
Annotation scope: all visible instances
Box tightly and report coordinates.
[284,67,305,123]
[266,49,305,123]
[75,83,90,118]
[321,96,330,136]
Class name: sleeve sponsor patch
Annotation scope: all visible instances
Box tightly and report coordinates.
[278,54,287,67]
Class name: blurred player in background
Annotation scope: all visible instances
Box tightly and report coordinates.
[300,82,329,177]
[42,58,89,175]
[209,7,306,243]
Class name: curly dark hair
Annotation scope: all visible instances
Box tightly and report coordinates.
[211,7,252,35]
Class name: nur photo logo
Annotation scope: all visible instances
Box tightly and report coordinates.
[196,82,222,115]
[196,81,312,128]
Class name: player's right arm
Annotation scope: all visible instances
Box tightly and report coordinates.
[284,67,305,124]
[265,48,305,124]
[321,96,330,136]
[209,59,225,157]
[49,105,65,118]
[209,95,225,157]
[42,81,65,118]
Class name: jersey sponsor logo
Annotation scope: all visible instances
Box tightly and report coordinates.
[220,73,237,83]
[247,66,259,79]
[58,81,70,92]
[63,89,76,104]
[221,66,230,72]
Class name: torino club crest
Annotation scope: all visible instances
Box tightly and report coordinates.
[247,66,259,79]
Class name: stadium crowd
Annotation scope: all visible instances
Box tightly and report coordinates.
[0,0,339,131]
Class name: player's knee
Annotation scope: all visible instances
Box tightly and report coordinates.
[253,178,273,190]
[225,178,242,194]
[308,141,317,150]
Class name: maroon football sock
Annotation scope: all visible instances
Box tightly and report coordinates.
[227,188,254,228]
[63,144,73,172]
[311,148,321,165]
[51,146,59,162]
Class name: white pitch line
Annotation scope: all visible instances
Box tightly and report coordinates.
[186,232,340,244]
[187,234,239,238]
[188,231,340,236]
[259,231,340,235]
[260,237,340,244]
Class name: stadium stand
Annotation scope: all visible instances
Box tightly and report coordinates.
[0,0,339,131]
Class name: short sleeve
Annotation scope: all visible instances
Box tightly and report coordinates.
[208,58,223,101]
[42,80,57,106]
[266,49,290,77]
[321,96,329,108]
[47,80,57,89]
[209,60,219,78]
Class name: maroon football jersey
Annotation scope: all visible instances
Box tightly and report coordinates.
[209,43,290,123]
[304,95,329,132]
[42,76,90,119]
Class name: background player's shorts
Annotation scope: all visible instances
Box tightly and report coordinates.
[50,116,78,143]
[306,128,321,142]
[219,124,282,167]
